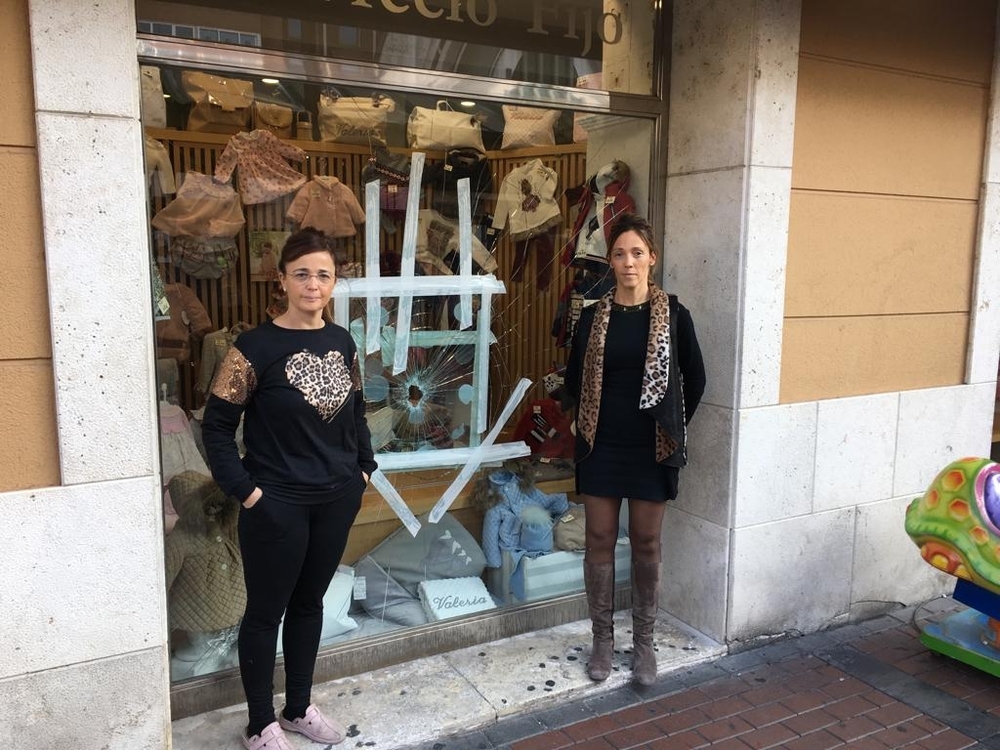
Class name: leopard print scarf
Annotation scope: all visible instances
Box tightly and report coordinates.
[578,286,678,462]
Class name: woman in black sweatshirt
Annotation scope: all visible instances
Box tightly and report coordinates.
[203,228,376,750]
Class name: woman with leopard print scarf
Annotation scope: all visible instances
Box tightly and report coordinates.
[203,228,377,750]
[564,213,706,687]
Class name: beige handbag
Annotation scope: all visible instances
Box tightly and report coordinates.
[500,105,559,150]
[182,71,254,134]
[252,101,293,139]
[318,91,396,145]
[407,100,484,152]
[553,507,586,551]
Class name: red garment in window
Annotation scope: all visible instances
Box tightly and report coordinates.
[511,398,574,459]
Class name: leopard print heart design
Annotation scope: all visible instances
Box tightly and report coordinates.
[285,350,352,421]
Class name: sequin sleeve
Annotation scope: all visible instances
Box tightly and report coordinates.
[210,347,257,405]
[203,345,258,502]
[350,350,362,393]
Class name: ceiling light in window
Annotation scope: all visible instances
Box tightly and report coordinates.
[460,101,476,108]
[163,93,171,99]
[262,77,280,85]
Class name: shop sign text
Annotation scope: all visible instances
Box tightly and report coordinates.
[348,0,622,57]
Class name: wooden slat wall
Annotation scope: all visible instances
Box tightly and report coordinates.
[148,129,588,418]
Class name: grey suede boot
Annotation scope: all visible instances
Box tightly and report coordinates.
[631,560,660,686]
[583,561,615,681]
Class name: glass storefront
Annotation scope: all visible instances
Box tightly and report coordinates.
[139,0,666,703]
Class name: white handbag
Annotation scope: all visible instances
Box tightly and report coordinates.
[140,65,167,128]
[318,91,396,145]
[407,101,484,152]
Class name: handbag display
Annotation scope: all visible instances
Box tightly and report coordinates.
[407,100,484,152]
[500,105,559,150]
[296,110,315,140]
[553,507,586,551]
[181,71,254,135]
[140,65,167,128]
[252,102,293,139]
[318,91,396,145]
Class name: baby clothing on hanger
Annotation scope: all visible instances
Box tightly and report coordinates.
[151,172,246,278]
[491,159,562,241]
[214,129,306,205]
[155,283,214,364]
[416,209,498,276]
[151,172,245,238]
[159,404,211,482]
[563,159,636,269]
[286,176,366,238]
[164,470,245,634]
[197,323,252,393]
[511,227,557,291]
[423,147,494,220]
[145,136,176,195]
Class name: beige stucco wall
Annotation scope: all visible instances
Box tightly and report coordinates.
[781,0,996,402]
[0,0,60,491]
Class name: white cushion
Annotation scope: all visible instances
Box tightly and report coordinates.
[418,577,496,621]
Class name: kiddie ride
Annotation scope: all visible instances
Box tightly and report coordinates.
[905,457,1000,676]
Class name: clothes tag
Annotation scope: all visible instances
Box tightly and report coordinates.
[560,513,576,523]
[444,164,454,172]
[353,576,367,600]
[604,196,616,205]
[388,184,398,194]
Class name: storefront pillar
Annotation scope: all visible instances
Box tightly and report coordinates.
[664,0,1000,649]
[661,0,803,643]
[0,1,172,747]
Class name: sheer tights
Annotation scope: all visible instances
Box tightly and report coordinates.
[581,495,666,564]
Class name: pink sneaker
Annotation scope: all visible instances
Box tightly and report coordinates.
[278,704,346,744]
[241,721,293,750]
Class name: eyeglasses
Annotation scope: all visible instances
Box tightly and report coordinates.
[287,271,335,286]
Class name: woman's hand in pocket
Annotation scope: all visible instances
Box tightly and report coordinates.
[242,487,263,509]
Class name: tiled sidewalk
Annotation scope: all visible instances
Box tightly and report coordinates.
[409,599,1000,750]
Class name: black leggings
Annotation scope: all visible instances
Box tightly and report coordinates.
[237,481,363,736]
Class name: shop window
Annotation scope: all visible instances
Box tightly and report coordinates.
[140,51,656,684]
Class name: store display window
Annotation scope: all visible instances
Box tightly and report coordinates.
[139,3,660,684]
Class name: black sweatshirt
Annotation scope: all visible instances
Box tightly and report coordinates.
[202,319,377,504]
